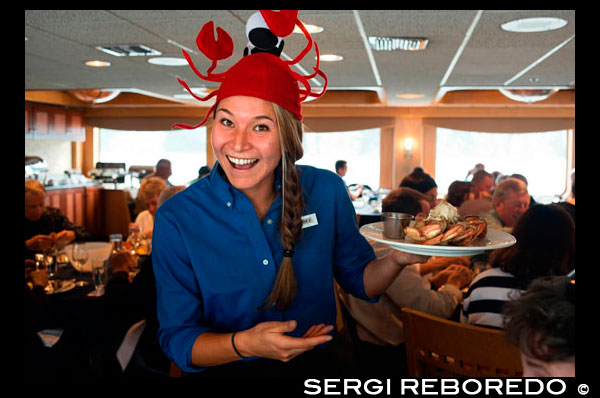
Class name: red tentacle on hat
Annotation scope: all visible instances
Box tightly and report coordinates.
[172,10,327,131]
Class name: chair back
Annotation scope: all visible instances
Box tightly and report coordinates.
[400,307,522,377]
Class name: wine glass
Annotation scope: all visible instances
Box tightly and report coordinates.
[71,243,89,274]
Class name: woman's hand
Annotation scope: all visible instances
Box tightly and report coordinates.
[235,320,333,362]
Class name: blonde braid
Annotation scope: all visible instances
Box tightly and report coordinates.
[260,104,305,311]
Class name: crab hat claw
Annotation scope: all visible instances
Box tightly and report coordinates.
[260,10,299,38]
[197,21,234,61]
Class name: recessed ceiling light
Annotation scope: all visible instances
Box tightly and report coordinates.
[368,37,428,51]
[501,17,567,33]
[318,54,343,62]
[396,93,424,99]
[148,57,188,66]
[85,60,111,67]
[294,22,323,34]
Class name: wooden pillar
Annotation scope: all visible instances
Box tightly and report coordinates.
[392,117,424,188]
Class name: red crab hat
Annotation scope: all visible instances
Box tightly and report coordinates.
[172,10,328,130]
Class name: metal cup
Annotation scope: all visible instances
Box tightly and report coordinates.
[382,212,414,239]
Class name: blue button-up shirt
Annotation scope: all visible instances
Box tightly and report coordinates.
[152,163,376,372]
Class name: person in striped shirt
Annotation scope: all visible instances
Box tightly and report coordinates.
[461,204,575,329]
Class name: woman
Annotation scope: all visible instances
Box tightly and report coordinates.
[152,11,426,377]
[445,180,473,209]
[461,204,575,329]
[133,176,167,241]
[398,167,438,209]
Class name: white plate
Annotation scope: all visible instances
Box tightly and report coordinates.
[360,222,516,257]
[45,279,76,295]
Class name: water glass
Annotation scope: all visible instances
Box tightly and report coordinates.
[91,258,107,295]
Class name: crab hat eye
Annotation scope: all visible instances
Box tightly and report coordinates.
[246,11,281,50]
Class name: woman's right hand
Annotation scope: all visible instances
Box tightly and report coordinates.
[235,320,333,362]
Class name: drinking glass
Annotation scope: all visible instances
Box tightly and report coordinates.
[44,253,57,280]
[71,243,89,274]
[55,250,69,270]
[90,258,106,296]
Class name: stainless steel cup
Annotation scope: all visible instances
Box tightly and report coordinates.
[382,212,414,239]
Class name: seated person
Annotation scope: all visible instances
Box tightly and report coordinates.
[337,187,473,378]
[510,173,537,208]
[131,177,168,242]
[479,178,530,233]
[445,180,473,209]
[461,204,575,330]
[471,169,494,199]
[398,167,438,209]
[25,179,89,259]
[335,160,362,200]
[503,276,575,377]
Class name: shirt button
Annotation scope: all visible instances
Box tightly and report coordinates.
[226,202,231,207]
[267,219,273,225]
[263,259,269,265]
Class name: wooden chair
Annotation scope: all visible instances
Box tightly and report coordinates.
[400,307,523,377]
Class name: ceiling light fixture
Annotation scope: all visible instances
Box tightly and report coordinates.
[68,89,120,103]
[396,93,424,99]
[498,88,560,103]
[318,54,343,62]
[294,22,323,34]
[84,60,111,67]
[148,57,188,66]
[96,44,162,57]
[368,37,428,51]
[501,17,567,33]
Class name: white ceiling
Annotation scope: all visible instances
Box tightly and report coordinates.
[25,10,575,106]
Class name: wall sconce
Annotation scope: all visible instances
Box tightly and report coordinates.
[404,138,414,158]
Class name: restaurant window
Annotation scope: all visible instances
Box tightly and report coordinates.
[298,128,381,190]
[434,128,570,203]
[98,127,207,186]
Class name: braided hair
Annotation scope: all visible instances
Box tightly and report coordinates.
[260,103,305,311]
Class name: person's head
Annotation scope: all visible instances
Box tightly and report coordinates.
[158,185,186,208]
[399,167,438,209]
[198,166,211,179]
[445,180,473,208]
[489,204,575,279]
[139,176,168,216]
[472,169,494,197]
[155,159,172,180]
[335,160,347,177]
[493,178,530,228]
[382,187,430,218]
[503,276,575,377]
[25,179,46,221]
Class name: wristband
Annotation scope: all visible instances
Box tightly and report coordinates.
[231,332,247,359]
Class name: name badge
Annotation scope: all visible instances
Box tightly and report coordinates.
[301,213,318,229]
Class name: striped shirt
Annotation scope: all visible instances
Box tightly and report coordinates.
[461,267,531,329]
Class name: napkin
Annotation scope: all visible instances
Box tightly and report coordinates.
[116,319,147,372]
[37,329,64,348]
